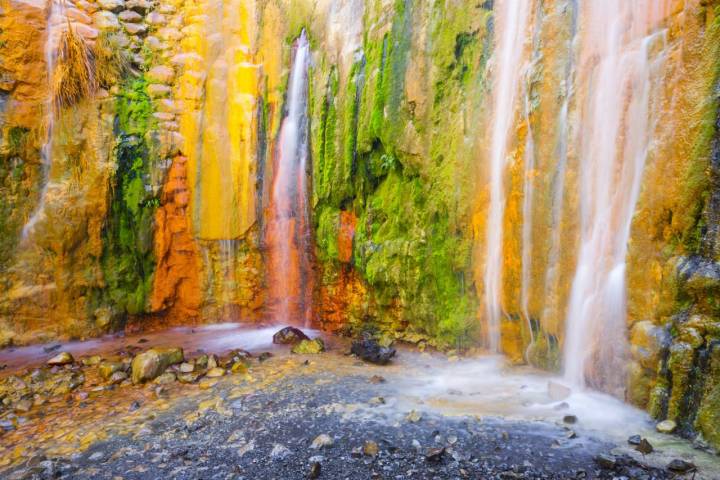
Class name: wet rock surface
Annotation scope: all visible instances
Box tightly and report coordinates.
[273,327,310,345]
[0,350,682,480]
[350,336,397,365]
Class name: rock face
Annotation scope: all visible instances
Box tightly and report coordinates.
[131,348,184,384]
[0,0,718,453]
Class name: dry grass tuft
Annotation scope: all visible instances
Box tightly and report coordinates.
[52,22,97,109]
[93,31,131,89]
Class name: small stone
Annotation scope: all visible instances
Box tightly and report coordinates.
[308,461,321,479]
[656,419,677,434]
[594,454,616,469]
[14,399,32,413]
[205,367,225,378]
[147,65,175,84]
[562,415,577,424]
[47,351,74,366]
[258,352,273,362]
[425,447,445,463]
[627,434,642,445]
[98,361,124,380]
[635,438,653,455]
[230,361,248,374]
[147,84,172,98]
[566,430,577,439]
[406,410,422,423]
[369,375,386,384]
[131,347,183,383]
[118,10,142,22]
[351,335,396,365]
[270,443,291,460]
[154,386,168,398]
[93,11,121,31]
[667,459,695,473]
[126,0,152,14]
[81,355,102,366]
[177,372,201,384]
[124,23,147,36]
[108,371,128,385]
[153,372,176,384]
[98,0,124,12]
[145,12,167,26]
[369,396,385,405]
[179,362,195,373]
[363,440,379,457]
[310,434,333,449]
[207,355,218,369]
[129,400,141,412]
[291,339,325,355]
[447,435,458,445]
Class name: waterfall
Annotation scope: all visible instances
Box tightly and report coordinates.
[266,31,313,326]
[562,1,671,391]
[21,0,63,240]
[484,0,532,351]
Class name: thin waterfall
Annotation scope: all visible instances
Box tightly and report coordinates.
[266,31,313,326]
[562,1,672,391]
[21,0,63,240]
[519,67,536,346]
[484,0,533,351]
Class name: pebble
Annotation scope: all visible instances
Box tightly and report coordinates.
[270,444,291,461]
[562,415,577,424]
[310,434,334,449]
[363,440,379,456]
[47,352,74,366]
[667,459,695,473]
[406,410,422,423]
[205,367,225,378]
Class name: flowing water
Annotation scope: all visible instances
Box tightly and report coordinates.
[266,31,313,326]
[21,0,63,240]
[484,0,533,351]
[562,1,672,391]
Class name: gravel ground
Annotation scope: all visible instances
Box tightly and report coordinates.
[2,355,678,480]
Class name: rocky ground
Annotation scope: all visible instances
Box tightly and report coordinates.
[0,330,713,479]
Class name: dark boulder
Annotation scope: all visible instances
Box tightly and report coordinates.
[351,336,396,365]
[272,327,310,345]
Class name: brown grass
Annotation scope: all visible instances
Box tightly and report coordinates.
[93,31,131,89]
[52,22,97,109]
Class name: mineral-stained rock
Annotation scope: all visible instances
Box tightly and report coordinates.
[47,352,74,366]
[273,326,310,345]
[291,339,325,354]
[351,337,396,365]
[205,367,226,378]
[131,348,184,384]
[98,361,124,380]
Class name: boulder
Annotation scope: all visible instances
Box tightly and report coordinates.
[131,348,184,384]
[47,352,74,366]
[351,336,396,365]
[273,326,310,345]
[291,339,325,354]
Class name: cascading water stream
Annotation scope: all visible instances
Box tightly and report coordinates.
[21,0,63,240]
[562,1,672,392]
[266,31,313,327]
[483,0,532,351]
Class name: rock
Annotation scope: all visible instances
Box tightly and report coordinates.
[627,434,642,445]
[406,410,422,423]
[207,355,218,369]
[273,326,310,345]
[118,10,142,23]
[179,362,195,373]
[205,367,225,378]
[230,361,248,374]
[363,440,379,456]
[131,347,184,384]
[667,459,695,473]
[369,375,386,384]
[153,372,176,384]
[98,0,124,12]
[124,23,147,36]
[369,396,385,405]
[308,461,321,479]
[562,415,577,424]
[47,352,74,366]
[548,381,571,401]
[656,419,677,434]
[351,336,396,365]
[635,438,653,455]
[98,361,124,380]
[147,65,175,84]
[93,11,120,31]
[147,84,172,98]
[310,434,334,449]
[177,372,201,384]
[145,12,167,26]
[258,352,273,362]
[81,355,102,366]
[129,400,141,412]
[425,447,445,463]
[594,454,616,469]
[126,0,152,14]
[14,399,32,413]
[270,443,291,460]
[108,371,128,385]
[291,339,325,354]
